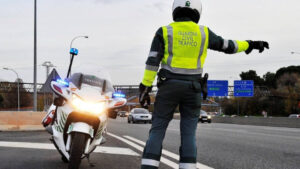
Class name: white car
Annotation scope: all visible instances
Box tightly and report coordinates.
[128,108,152,124]
[289,114,300,118]
[199,110,212,123]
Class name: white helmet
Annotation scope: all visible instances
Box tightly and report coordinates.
[172,0,202,23]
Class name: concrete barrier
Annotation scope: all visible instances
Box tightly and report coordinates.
[212,116,300,128]
[0,111,46,131]
[174,114,300,128]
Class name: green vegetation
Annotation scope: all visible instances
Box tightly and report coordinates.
[221,66,300,116]
[0,94,3,107]
[0,81,33,110]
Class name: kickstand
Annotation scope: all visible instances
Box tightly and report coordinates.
[86,154,95,167]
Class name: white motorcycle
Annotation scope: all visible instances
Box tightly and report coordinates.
[42,48,127,169]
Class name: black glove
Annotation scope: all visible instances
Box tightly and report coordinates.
[245,40,269,54]
[139,83,152,109]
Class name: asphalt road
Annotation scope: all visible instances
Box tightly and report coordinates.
[0,118,300,169]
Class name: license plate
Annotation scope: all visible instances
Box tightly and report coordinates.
[202,118,207,120]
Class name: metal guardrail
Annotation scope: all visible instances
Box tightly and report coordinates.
[0,82,44,93]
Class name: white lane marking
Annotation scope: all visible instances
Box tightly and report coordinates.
[0,141,138,156]
[124,136,178,160]
[124,136,214,169]
[107,132,178,169]
[0,141,55,150]
[94,146,139,156]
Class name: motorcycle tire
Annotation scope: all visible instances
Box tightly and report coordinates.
[68,132,87,169]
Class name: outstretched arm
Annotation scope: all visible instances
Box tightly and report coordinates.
[208,28,269,54]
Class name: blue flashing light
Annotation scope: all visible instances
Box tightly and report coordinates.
[70,48,79,55]
[56,79,69,87]
[113,92,126,98]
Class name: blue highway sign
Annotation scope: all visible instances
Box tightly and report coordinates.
[207,80,228,97]
[234,80,254,97]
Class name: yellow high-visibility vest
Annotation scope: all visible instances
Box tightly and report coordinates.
[161,21,209,75]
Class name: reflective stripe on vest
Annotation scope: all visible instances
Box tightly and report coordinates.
[161,22,208,75]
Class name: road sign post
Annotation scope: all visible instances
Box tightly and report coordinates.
[234,80,254,115]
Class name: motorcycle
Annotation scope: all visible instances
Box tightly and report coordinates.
[42,48,127,169]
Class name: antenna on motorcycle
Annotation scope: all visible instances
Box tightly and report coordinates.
[67,48,78,78]
[102,80,106,94]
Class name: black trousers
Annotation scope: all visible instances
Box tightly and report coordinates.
[141,79,201,169]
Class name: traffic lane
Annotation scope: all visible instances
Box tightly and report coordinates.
[201,122,300,138]
[197,128,300,169]
[0,146,140,169]
[109,117,300,169]
[0,131,50,143]
[0,131,172,169]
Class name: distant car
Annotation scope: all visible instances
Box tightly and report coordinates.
[199,110,212,123]
[128,108,152,124]
[289,114,300,118]
[118,111,128,117]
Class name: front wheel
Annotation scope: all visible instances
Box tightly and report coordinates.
[68,132,87,169]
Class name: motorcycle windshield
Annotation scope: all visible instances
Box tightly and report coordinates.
[68,66,115,101]
[69,73,114,93]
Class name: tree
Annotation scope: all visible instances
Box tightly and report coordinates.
[0,94,3,107]
[263,72,276,88]
[274,66,300,88]
[275,73,300,115]
[240,70,264,86]
[0,80,32,110]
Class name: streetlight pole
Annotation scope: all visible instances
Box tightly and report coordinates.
[3,68,20,111]
[69,36,88,75]
[42,61,55,81]
[33,0,37,111]
[70,36,89,50]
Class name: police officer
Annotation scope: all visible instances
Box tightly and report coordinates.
[139,0,269,168]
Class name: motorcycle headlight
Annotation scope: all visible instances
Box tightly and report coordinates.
[72,95,106,115]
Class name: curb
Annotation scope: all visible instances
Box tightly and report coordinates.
[0,125,45,132]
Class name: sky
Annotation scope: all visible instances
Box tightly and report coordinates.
[0,0,300,85]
